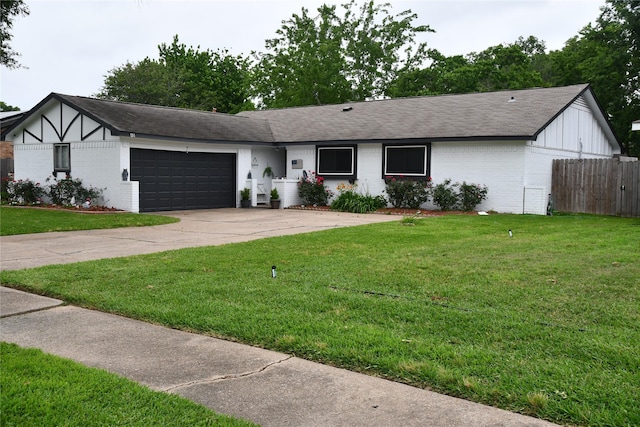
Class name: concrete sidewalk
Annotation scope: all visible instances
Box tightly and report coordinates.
[1,288,558,427]
[1,209,559,426]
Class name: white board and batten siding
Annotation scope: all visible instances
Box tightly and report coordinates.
[522,96,618,214]
[534,96,615,157]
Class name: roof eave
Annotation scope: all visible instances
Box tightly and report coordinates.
[118,132,275,146]
[275,135,533,146]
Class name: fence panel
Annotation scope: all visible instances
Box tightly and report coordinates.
[0,158,13,180]
[552,158,639,218]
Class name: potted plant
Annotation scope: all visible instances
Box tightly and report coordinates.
[270,188,280,209]
[263,166,275,179]
[240,188,251,208]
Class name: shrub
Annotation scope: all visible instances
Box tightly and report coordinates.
[458,181,488,211]
[432,179,489,211]
[298,171,332,206]
[5,179,45,205]
[46,176,104,206]
[240,188,250,200]
[432,179,459,211]
[1,177,11,201]
[331,182,386,213]
[384,177,432,209]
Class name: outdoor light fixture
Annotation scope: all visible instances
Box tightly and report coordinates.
[272,265,277,278]
[122,168,128,181]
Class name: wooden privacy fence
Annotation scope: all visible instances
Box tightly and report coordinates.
[0,158,13,180]
[551,158,639,218]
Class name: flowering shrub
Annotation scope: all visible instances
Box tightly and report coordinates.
[298,171,332,206]
[46,176,104,206]
[384,176,432,209]
[432,178,488,211]
[3,176,104,207]
[6,179,45,205]
[458,181,488,211]
[331,182,386,213]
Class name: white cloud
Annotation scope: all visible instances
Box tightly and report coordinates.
[1,0,604,110]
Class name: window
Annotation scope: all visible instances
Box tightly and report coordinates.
[317,146,356,178]
[53,143,70,172]
[383,144,430,178]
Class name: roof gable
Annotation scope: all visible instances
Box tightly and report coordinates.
[5,93,274,144]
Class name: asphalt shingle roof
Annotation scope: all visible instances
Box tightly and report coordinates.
[238,84,591,143]
[52,94,274,143]
[9,85,601,146]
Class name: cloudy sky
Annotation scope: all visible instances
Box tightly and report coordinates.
[2,0,605,111]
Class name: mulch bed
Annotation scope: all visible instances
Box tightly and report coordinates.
[287,205,476,216]
[6,204,123,213]
[7,204,477,216]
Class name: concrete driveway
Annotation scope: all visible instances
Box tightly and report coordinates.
[0,208,400,271]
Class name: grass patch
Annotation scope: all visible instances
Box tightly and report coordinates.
[0,206,178,236]
[2,214,639,426]
[0,342,255,426]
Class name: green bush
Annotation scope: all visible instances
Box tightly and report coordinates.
[5,179,46,205]
[459,181,488,211]
[432,179,488,211]
[1,177,11,201]
[384,177,432,209]
[298,171,332,206]
[432,179,459,211]
[3,176,105,207]
[46,176,104,206]
[331,183,386,213]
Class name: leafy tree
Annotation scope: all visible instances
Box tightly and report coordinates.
[252,5,351,108]
[252,1,433,108]
[341,0,432,100]
[98,36,254,113]
[0,101,21,112]
[99,59,175,106]
[388,38,545,97]
[1,0,29,69]
[547,0,639,156]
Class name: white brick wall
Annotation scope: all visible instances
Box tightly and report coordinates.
[431,141,526,213]
[285,146,315,180]
[13,140,122,208]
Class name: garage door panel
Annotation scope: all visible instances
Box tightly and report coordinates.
[130,149,236,212]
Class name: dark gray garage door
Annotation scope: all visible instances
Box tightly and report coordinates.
[130,149,236,212]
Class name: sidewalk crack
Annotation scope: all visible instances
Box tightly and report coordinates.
[162,355,293,392]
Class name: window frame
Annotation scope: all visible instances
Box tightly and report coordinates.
[316,145,357,179]
[53,143,71,173]
[382,144,431,179]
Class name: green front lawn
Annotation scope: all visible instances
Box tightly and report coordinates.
[0,342,255,426]
[2,214,639,426]
[0,206,178,236]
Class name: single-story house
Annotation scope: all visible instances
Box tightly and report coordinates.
[3,83,620,214]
